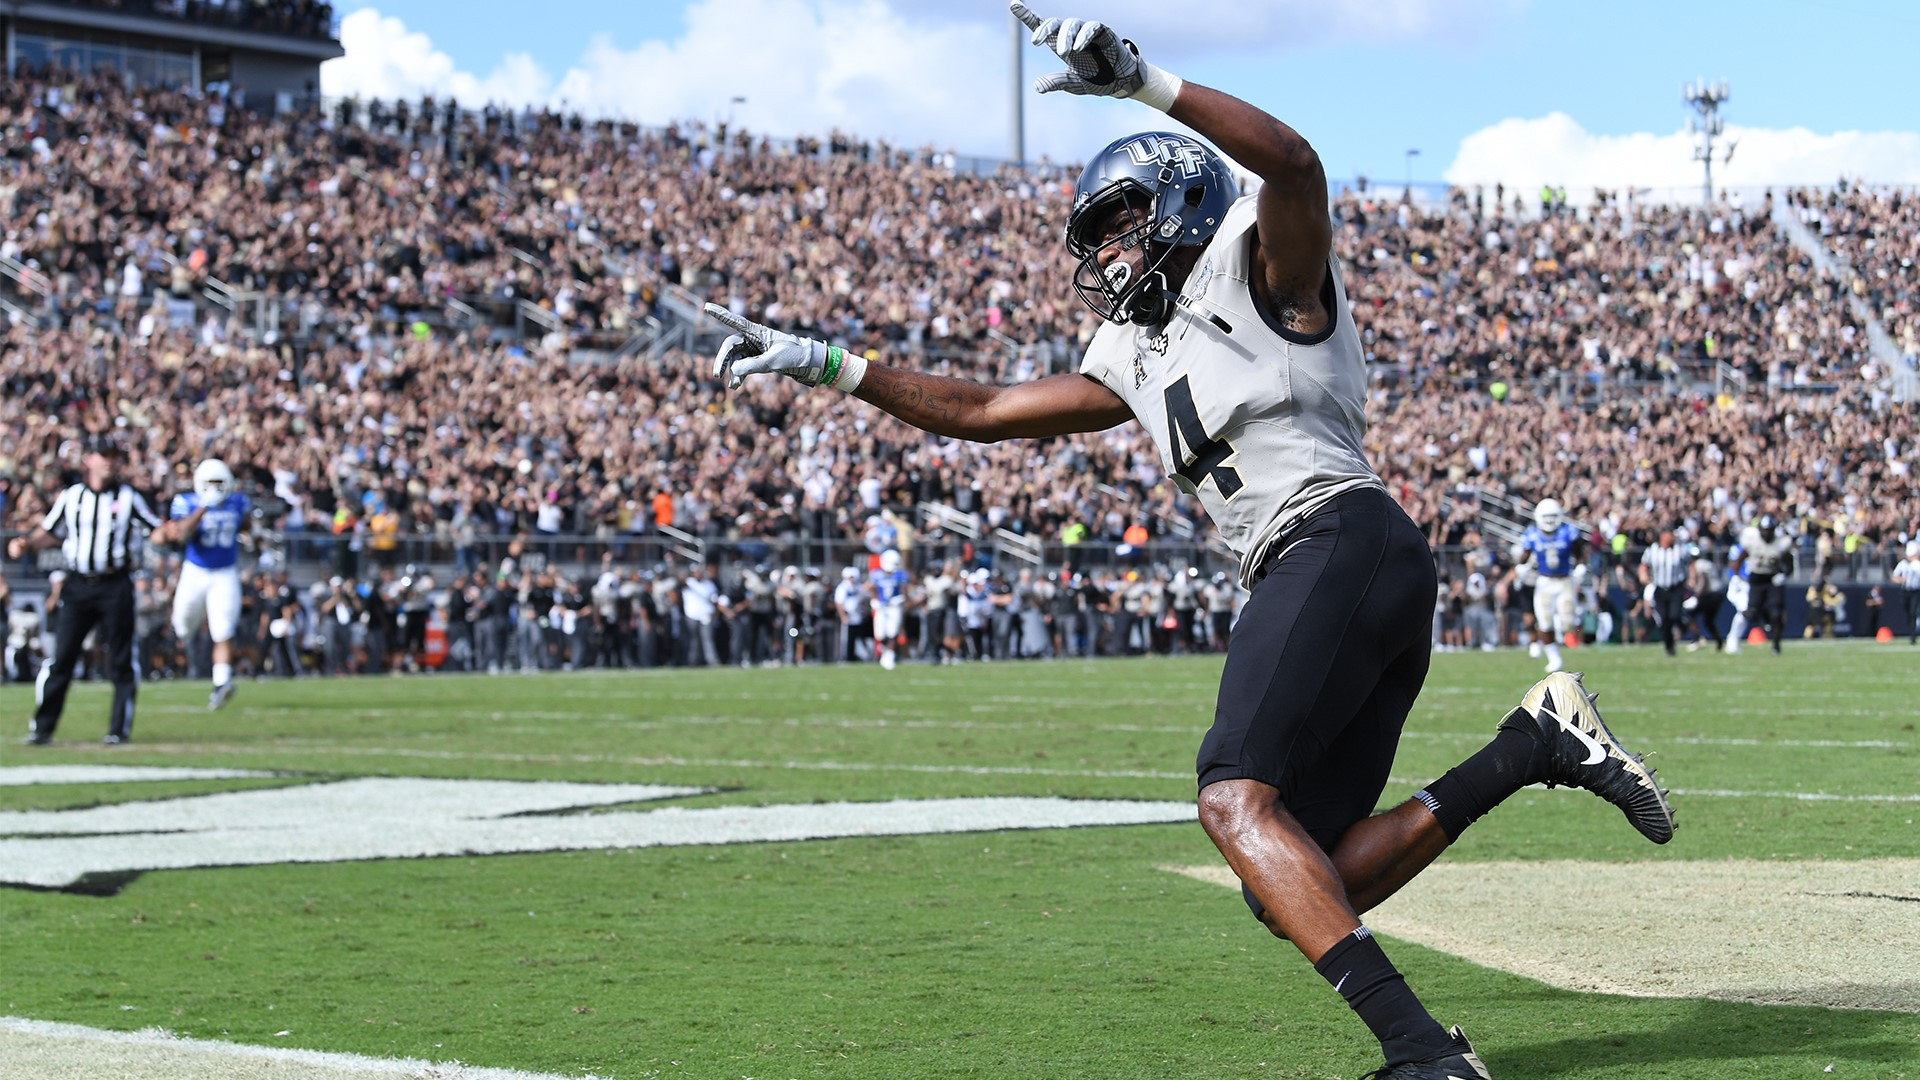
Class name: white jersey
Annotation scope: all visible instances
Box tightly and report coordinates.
[1079,194,1382,588]
[1737,527,1794,578]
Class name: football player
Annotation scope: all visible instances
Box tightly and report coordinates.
[169,459,251,709]
[1728,513,1793,653]
[704,8,1673,1075]
[1517,498,1585,673]
[870,549,910,669]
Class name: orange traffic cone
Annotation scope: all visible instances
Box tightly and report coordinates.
[1563,630,1581,648]
[1877,626,1895,643]
[1746,627,1768,645]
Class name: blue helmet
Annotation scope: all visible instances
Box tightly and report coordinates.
[1065,131,1236,326]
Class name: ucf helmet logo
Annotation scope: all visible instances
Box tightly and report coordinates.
[1122,134,1207,180]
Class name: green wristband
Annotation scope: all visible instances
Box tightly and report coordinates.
[821,345,844,388]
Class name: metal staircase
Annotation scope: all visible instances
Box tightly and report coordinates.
[1770,199,1916,403]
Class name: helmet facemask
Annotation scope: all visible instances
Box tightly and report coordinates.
[1066,132,1236,328]
[194,459,234,504]
[1067,177,1185,326]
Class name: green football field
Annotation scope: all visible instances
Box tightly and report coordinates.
[2,642,1915,1079]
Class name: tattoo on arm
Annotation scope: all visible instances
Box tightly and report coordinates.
[852,364,982,438]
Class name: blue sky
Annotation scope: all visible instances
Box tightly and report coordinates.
[325,0,1920,193]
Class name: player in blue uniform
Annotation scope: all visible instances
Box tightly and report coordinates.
[1517,498,1585,673]
[869,549,911,670]
[170,459,251,708]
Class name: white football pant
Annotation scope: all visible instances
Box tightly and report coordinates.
[1533,576,1578,637]
[172,562,243,643]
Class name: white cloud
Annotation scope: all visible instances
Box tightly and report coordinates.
[928,0,1526,55]
[320,0,1528,164]
[322,9,551,105]
[1445,112,1920,200]
[325,1,1053,159]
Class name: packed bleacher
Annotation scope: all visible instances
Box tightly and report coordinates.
[1797,181,1920,379]
[36,0,338,41]
[3,70,1918,676]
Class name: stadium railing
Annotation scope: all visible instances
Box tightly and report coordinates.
[3,531,1903,595]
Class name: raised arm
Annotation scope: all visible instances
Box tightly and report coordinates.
[705,304,1133,442]
[1167,86,1333,334]
[1015,2,1332,335]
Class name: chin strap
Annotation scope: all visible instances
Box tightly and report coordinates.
[1128,271,1173,326]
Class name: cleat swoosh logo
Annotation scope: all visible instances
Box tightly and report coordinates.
[1539,693,1606,766]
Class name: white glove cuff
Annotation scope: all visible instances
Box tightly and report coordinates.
[1132,61,1183,113]
[831,349,868,393]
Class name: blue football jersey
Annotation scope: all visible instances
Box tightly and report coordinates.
[870,567,909,607]
[1521,522,1581,578]
[171,491,250,569]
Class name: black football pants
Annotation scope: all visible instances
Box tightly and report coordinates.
[33,572,138,741]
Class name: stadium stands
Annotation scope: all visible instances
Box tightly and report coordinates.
[2,72,1916,672]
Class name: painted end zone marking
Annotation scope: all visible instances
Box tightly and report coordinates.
[2,778,1199,890]
[0,1016,607,1079]
[0,766,281,786]
[1166,858,1920,1014]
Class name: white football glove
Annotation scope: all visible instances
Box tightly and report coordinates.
[1010,3,1182,110]
[706,304,867,393]
[707,304,829,389]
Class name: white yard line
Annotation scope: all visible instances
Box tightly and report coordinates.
[0,1016,608,1080]
[0,766,279,786]
[45,746,1916,801]
[117,741,1200,781]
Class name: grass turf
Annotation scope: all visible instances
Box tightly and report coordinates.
[2,641,1916,1078]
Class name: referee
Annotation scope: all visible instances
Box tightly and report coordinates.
[7,437,188,745]
[1896,540,1920,645]
[1639,529,1689,657]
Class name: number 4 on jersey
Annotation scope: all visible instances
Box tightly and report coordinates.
[1163,376,1243,499]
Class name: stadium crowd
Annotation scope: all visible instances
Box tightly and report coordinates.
[46,0,337,41]
[4,72,1919,676]
[1799,181,1920,381]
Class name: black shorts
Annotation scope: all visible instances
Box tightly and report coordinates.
[1195,487,1438,851]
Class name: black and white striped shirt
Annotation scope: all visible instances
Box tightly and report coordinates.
[1641,543,1688,589]
[39,483,162,575]
[1895,558,1920,592]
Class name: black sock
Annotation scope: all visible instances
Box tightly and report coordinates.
[1413,716,1544,840]
[1314,927,1453,1065]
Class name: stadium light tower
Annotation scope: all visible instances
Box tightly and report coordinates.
[1404,148,1421,195]
[1683,78,1729,207]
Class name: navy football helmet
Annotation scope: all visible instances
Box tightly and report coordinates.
[1065,131,1236,326]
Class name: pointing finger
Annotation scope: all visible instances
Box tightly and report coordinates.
[1009,1,1044,32]
[703,302,755,336]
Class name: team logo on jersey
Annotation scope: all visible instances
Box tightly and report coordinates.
[1134,329,1170,389]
